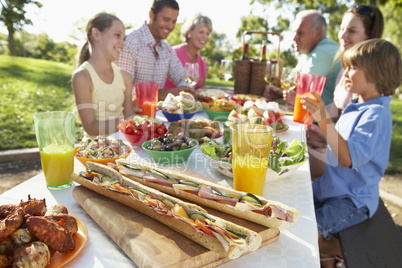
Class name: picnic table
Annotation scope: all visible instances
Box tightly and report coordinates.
[0,112,320,267]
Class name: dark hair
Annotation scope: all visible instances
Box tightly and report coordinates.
[346,4,384,39]
[78,13,121,66]
[151,0,179,16]
[342,39,402,96]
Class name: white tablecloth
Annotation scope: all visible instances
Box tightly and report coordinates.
[0,112,319,267]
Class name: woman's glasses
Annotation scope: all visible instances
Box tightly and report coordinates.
[350,4,373,18]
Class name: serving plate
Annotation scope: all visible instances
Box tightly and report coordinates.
[265,161,307,182]
[48,215,88,268]
[273,124,289,133]
[74,145,132,169]
[202,154,306,182]
[202,153,233,177]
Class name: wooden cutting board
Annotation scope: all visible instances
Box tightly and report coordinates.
[72,168,280,268]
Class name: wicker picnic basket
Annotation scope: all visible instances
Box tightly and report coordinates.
[234,30,282,96]
[234,60,251,94]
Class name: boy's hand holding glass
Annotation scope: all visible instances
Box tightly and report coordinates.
[301,92,327,124]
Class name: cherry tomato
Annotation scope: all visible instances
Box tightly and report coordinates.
[133,129,143,136]
[156,124,167,136]
[125,125,134,135]
[156,127,165,136]
[158,124,167,132]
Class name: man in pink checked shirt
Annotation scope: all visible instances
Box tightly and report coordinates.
[115,0,196,101]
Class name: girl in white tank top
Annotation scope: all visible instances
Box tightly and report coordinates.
[72,13,133,138]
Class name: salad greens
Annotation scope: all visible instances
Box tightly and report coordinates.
[200,137,232,163]
[201,136,307,173]
[269,136,307,173]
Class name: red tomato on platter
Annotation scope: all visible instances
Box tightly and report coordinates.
[125,126,134,135]
[133,129,143,136]
[156,127,165,136]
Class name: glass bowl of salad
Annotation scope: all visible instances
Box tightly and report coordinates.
[75,136,132,169]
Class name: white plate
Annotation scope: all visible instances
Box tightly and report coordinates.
[265,160,307,182]
[202,154,233,178]
[203,153,306,182]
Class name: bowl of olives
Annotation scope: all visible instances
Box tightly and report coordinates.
[142,133,199,164]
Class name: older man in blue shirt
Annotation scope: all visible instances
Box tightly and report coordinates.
[265,10,341,108]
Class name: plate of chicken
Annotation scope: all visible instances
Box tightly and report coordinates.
[0,195,88,268]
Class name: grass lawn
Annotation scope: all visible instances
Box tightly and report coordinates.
[1,55,401,174]
[0,56,81,149]
[389,98,402,173]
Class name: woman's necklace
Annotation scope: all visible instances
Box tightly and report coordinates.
[185,46,197,63]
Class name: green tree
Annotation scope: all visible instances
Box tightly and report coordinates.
[252,0,402,46]
[202,31,232,79]
[381,2,402,52]
[166,22,184,46]
[0,0,42,56]
[12,31,77,64]
[0,32,8,54]
[236,15,269,43]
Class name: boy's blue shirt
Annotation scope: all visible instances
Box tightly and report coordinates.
[313,96,392,217]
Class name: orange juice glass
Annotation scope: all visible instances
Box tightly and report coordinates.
[34,111,75,189]
[293,73,326,125]
[231,124,273,196]
[40,146,75,187]
[135,82,158,118]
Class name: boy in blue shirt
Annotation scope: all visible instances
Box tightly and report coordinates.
[302,39,402,267]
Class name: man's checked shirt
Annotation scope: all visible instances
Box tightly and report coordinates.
[115,22,188,91]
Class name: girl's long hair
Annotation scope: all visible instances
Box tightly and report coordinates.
[77,13,120,66]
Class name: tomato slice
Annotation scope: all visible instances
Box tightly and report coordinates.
[195,219,214,236]
[251,209,265,215]
[143,195,158,206]
[112,183,132,194]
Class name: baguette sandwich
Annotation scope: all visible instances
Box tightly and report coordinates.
[72,161,262,260]
[115,159,301,231]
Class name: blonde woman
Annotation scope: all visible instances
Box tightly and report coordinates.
[164,14,212,89]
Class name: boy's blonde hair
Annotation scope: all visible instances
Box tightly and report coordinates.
[342,39,402,96]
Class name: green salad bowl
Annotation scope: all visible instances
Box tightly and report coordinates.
[204,109,231,121]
